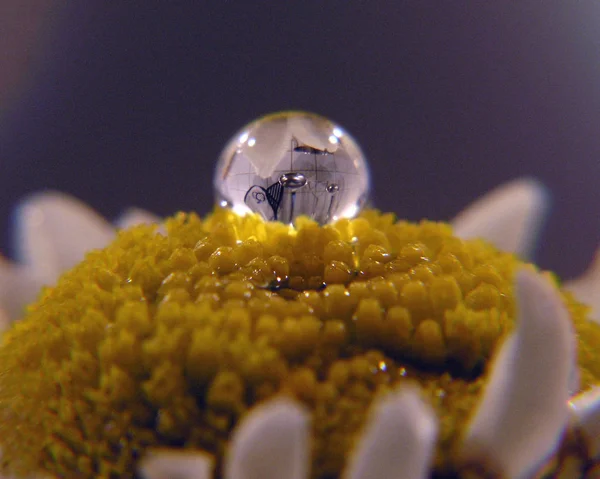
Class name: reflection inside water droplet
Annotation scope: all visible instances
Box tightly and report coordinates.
[214,111,371,225]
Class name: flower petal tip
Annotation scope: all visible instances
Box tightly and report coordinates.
[14,191,114,280]
[138,449,213,479]
[569,387,600,460]
[344,387,437,479]
[224,397,310,479]
[460,268,574,478]
[565,244,600,323]
[452,178,549,258]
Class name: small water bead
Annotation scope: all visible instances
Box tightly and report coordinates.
[214,111,370,225]
[324,260,353,285]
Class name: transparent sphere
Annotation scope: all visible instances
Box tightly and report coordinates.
[214,111,370,225]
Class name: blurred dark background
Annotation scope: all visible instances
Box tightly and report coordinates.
[1,2,599,279]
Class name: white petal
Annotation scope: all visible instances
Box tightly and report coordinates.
[344,387,437,479]
[569,387,600,460]
[115,208,162,230]
[138,450,213,479]
[452,178,549,258]
[15,192,115,282]
[0,260,45,320]
[245,117,291,178]
[565,246,600,323]
[461,269,574,478]
[289,115,338,152]
[224,398,309,479]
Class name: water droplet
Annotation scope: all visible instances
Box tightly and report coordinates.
[279,172,307,189]
[214,111,370,225]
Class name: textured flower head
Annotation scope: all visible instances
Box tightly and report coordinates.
[0,180,599,479]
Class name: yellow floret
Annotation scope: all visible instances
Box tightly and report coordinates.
[0,208,597,478]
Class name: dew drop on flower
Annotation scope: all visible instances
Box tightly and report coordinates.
[214,111,370,225]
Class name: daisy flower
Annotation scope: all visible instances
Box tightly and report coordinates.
[0,115,598,479]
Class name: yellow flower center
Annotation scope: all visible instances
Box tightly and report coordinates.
[0,208,598,478]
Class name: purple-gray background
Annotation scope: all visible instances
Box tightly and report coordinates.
[1,2,599,279]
